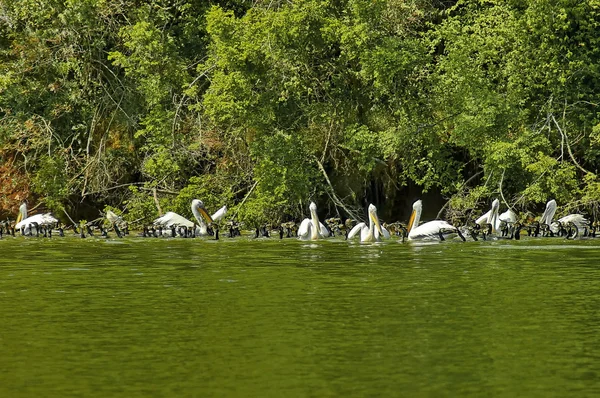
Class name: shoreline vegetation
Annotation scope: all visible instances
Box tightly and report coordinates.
[1,1,599,228]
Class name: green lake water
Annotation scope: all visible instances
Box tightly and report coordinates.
[1,235,600,397]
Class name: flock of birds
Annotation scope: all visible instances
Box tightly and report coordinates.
[0,197,598,243]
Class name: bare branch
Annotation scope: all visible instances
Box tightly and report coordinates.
[314,157,362,221]
[231,180,259,220]
[436,169,483,219]
[551,115,594,176]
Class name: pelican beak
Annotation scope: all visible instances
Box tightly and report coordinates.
[197,204,214,224]
[407,209,416,233]
[370,212,384,236]
[15,209,23,225]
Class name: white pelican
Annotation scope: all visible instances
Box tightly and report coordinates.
[297,202,329,240]
[106,210,122,224]
[476,199,500,232]
[407,200,462,241]
[347,204,390,242]
[540,199,588,235]
[153,199,226,236]
[475,199,517,233]
[499,209,517,225]
[15,201,58,235]
[17,201,27,220]
[105,209,127,237]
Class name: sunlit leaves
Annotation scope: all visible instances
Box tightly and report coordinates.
[202,0,436,220]
[2,0,600,221]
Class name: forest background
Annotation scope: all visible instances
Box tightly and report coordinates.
[1,0,599,227]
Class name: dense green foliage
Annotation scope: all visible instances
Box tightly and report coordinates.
[1,0,599,224]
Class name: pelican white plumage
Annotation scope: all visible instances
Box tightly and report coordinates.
[15,201,58,235]
[153,211,194,228]
[211,205,227,223]
[297,202,329,240]
[347,204,390,242]
[475,199,517,233]
[476,199,500,232]
[105,210,127,237]
[540,199,588,235]
[17,201,27,221]
[106,210,122,225]
[499,209,517,225]
[407,200,461,241]
[153,199,226,236]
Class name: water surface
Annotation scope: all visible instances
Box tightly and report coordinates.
[1,236,599,397]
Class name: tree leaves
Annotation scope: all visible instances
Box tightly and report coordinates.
[1,0,599,221]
